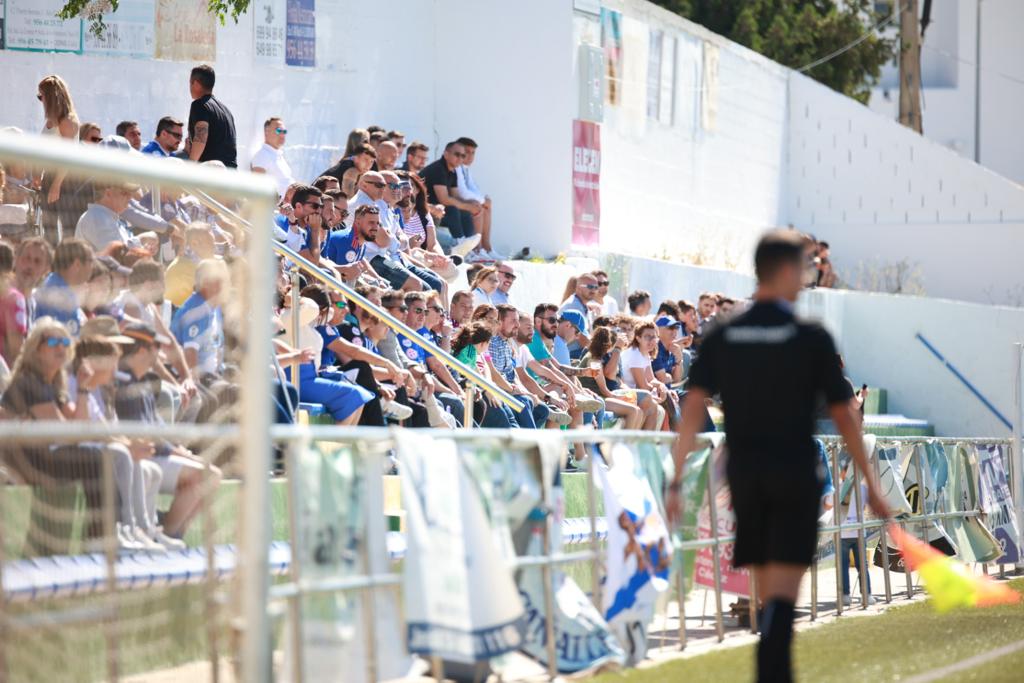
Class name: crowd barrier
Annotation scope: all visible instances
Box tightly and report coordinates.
[0,422,1019,681]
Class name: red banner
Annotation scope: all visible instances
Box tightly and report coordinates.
[572,120,601,246]
[694,486,750,597]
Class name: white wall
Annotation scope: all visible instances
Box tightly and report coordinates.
[788,73,1024,306]
[869,0,1024,184]
[0,0,574,258]
[576,0,788,271]
[798,287,1024,438]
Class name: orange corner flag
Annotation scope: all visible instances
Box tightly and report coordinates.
[888,524,1021,612]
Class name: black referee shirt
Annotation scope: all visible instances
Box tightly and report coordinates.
[687,300,852,463]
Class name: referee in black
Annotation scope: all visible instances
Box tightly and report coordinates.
[666,230,890,682]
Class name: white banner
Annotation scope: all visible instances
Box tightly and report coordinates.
[253,0,286,65]
[598,442,670,665]
[976,444,1021,563]
[82,0,154,59]
[4,0,81,53]
[398,431,525,663]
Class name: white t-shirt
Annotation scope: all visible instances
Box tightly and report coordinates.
[250,143,294,197]
[620,346,651,389]
[841,484,869,539]
[515,343,535,375]
[600,297,620,316]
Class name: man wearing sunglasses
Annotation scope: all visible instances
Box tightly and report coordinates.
[280,184,322,254]
[558,272,599,357]
[250,116,295,197]
[490,263,516,305]
[421,141,483,257]
[142,116,185,157]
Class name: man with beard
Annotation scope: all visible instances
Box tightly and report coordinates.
[324,205,383,284]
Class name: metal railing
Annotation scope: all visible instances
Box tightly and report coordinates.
[0,420,1017,682]
[187,189,524,413]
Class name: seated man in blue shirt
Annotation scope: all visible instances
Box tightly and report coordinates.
[652,315,688,387]
[170,258,238,422]
[31,238,93,337]
[323,204,386,284]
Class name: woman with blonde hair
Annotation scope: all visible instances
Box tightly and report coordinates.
[36,75,81,245]
[470,266,499,307]
[0,318,112,550]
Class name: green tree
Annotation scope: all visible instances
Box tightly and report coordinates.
[59,1,250,38]
[651,0,896,103]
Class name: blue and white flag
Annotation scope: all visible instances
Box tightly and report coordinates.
[598,442,671,665]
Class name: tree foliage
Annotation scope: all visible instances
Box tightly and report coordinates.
[59,1,251,38]
[650,0,896,103]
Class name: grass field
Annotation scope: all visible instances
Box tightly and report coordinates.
[595,579,1024,683]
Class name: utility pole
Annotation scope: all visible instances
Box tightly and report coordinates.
[898,0,924,133]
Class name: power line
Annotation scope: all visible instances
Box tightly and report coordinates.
[798,6,899,73]
[920,43,1024,88]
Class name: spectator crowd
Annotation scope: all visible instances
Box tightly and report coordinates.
[0,67,838,556]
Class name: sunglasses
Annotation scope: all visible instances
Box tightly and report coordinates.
[43,336,72,348]
[275,127,288,134]
[166,130,184,139]
[597,281,610,287]
[337,209,350,219]
[387,182,401,190]
[366,181,386,188]
[429,305,444,313]
[88,136,103,143]
[387,304,409,313]
[410,307,426,315]
[542,316,557,324]
[500,272,516,280]
[305,201,323,210]
[452,151,467,158]
[583,284,599,290]
[333,301,347,309]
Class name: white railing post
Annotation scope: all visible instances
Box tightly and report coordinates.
[1013,343,1024,570]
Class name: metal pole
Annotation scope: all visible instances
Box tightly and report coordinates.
[832,444,843,616]
[362,447,386,683]
[0,453,7,681]
[676,549,688,650]
[810,555,818,621]
[285,441,304,683]
[102,447,120,682]
[1013,343,1024,570]
[586,442,602,611]
[873,452,893,603]
[540,508,559,680]
[205,438,227,683]
[239,193,276,683]
[706,454,725,642]
[852,461,870,609]
[290,272,302,405]
[463,385,474,430]
[974,0,983,163]
[747,572,758,633]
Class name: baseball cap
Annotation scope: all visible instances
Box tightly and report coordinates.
[121,322,171,347]
[558,310,586,334]
[80,315,134,344]
[655,316,682,329]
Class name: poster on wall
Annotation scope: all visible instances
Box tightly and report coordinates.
[694,482,750,597]
[83,0,155,59]
[154,0,215,62]
[285,0,315,67]
[572,119,601,247]
[600,8,622,105]
[254,0,286,65]
[4,0,82,53]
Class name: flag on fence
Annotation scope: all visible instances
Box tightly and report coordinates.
[598,442,671,665]
[397,431,526,664]
[889,524,1021,612]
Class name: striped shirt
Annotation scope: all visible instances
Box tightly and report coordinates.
[401,210,433,242]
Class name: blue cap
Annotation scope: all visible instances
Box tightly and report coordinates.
[655,315,682,328]
[558,310,587,333]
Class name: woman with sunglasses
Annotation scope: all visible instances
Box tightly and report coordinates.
[300,285,419,425]
[470,266,500,307]
[0,319,111,552]
[35,76,81,245]
[576,326,657,431]
[621,321,674,430]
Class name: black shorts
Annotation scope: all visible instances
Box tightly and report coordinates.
[727,458,824,567]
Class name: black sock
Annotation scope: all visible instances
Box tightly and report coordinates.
[757,599,795,683]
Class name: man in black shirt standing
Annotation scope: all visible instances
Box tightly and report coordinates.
[667,230,889,683]
[187,64,237,168]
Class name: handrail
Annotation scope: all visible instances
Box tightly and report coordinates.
[189,189,525,413]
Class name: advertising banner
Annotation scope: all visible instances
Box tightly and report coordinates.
[600,8,622,105]
[599,442,671,665]
[4,0,82,53]
[253,0,286,65]
[976,444,1020,563]
[694,484,750,597]
[398,431,525,663]
[155,0,215,62]
[285,0,315,67]
[572,119,601,247]
[83,0,155,59]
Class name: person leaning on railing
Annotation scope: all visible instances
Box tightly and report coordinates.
[452,321,515,428]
